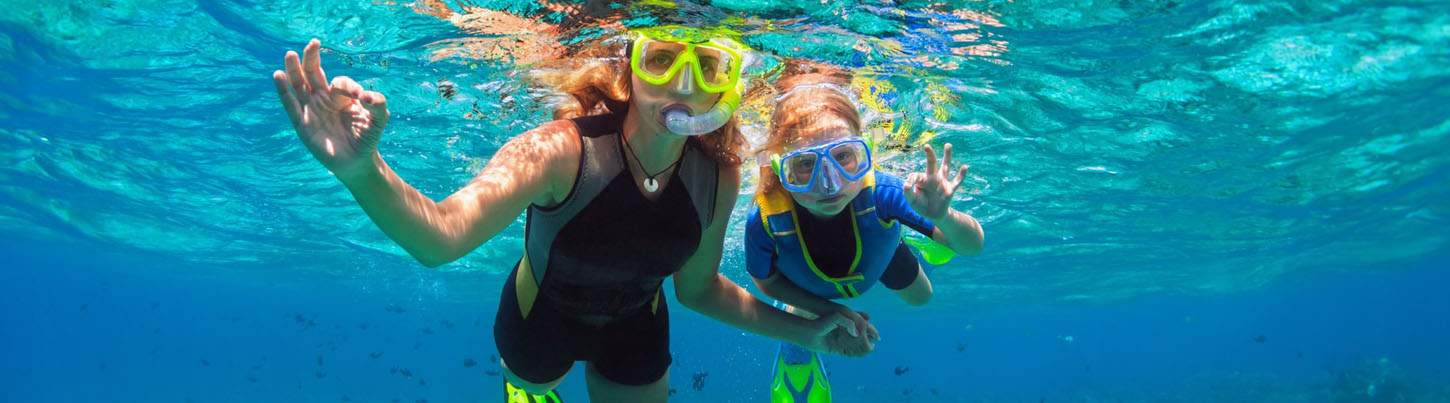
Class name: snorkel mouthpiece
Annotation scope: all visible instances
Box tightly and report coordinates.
[664,83,741,136]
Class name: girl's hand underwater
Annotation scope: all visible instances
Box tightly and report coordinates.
[806,311,878,357]
[904,143,971,221]
[272,39,390,181]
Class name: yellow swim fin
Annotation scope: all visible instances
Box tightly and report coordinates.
[770,343,831,403]
[505,380,562,403]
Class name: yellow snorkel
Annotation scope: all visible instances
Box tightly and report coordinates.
[629,25,752,136]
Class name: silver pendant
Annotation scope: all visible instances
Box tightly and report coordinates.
[643,177,659,192]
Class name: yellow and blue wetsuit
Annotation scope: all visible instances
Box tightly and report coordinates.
[745,172,946,402]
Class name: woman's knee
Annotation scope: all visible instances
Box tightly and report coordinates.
[503,362,566,395]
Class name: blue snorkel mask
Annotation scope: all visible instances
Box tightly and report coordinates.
[770,135,875,196]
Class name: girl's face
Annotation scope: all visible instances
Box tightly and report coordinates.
[782,117,867,217]
[630,70,722,135]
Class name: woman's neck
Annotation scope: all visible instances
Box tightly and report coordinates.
[622,104,687,171]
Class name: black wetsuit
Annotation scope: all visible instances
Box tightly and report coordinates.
[494,103,718,386]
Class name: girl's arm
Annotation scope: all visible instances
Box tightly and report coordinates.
[905,143,984,255]
[929,209,984,256]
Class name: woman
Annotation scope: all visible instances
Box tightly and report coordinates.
[269,27,872,403]
[744,63,986,402]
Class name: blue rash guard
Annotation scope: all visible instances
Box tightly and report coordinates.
[745,172,937,299]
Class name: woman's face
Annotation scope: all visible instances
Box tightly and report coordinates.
[783,116,866,217]
[630,68,722,134]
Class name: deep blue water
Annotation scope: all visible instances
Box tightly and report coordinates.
[3,0,1449,402]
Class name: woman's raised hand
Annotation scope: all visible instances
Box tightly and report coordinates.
[272,39,390,181]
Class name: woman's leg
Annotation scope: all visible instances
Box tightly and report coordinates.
[584,364,669,403]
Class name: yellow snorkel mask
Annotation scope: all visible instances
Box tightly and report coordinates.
[629,25,751,136]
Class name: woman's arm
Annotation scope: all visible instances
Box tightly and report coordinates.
[752,273,839,317]
[339,122,577,267]
[274,39,575,268]
[674,167,871,356]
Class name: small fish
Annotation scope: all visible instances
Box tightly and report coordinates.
[419,378,427,386]
[421,327,433,335]
[485,370,500,377]
[315,370,326,379]
[340,396,351,402]
[463,358,477,368]
[441,320,455,329]
[669,388,677,396]
[317,355,324,366]
[894,366,910,376]
[80,303,88,312]
[247,376,258,383]
[956,342,966,352]
[358,323,370,330]
[691,371,708,391]
[201,359,210,367]
[400,368,413,378]
[370,352,384,359]
[1253,335,1267,343]
[390,367,398,375]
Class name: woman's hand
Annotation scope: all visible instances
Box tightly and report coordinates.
[904,143,970,221]
[272,39,390,181]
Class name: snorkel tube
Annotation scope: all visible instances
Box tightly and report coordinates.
[664,80,743,136]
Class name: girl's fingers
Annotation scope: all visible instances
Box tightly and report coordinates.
[284,50,308,98]
[942,143,954,172]
[923,144,938,174]
[951,164,970,192]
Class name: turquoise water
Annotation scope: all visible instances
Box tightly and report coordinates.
[2,0,1448,402]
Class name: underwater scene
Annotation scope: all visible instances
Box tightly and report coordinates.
[2,0,1448,402]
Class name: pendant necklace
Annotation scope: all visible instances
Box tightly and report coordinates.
[623,136,681,193]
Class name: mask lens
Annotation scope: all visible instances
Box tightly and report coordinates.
[828,141,870,177]
[780,153,818,189]
[692,46,737,88]
[638,40,685,77]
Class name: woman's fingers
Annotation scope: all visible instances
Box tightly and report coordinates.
[272,71,303,127]
[303,39,330,97]
[284,50,308,98]
[359,91,389,128]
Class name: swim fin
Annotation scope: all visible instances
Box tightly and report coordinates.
[505,380,562,403]
[904,233,955,266]
[770,342,831,403]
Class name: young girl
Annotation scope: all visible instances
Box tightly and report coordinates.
[744,63,986,402]
[270,28,870,403]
